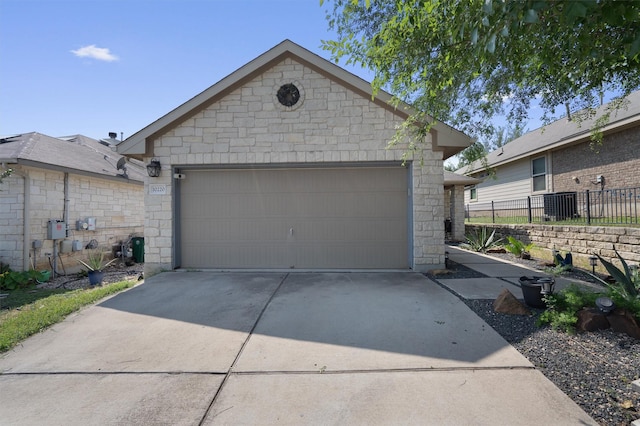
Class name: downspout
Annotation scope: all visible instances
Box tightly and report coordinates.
[64,173,69,236]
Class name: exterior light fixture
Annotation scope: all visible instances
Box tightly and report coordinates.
[595,296,615,314]
[589,255,598,274]
[146,159,161,177]
[539,277,555,296]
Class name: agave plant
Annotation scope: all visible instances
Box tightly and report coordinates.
[76,249,118,272]
[590,249,639,303]
[504,236,535,258]
[461,227,503,253]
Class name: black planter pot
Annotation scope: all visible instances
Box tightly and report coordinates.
[88,270,104,286]
[519,276,555,308]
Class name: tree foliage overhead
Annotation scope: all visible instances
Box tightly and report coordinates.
[322,0,640,141]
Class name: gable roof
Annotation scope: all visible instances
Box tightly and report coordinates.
[116,39,471,160]
[461,90,640,175]
[0,132,145,183]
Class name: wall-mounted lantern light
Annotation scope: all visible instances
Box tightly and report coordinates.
[146,159,161,177]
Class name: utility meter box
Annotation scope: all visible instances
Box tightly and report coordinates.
[60,240,73,254]
[72,240,83,251]
[47,220,66,240]
[86,217,96,231]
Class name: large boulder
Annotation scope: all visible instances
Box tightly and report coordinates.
[493,289,531,315]
[576,308,610,333]
[607,308,640,340]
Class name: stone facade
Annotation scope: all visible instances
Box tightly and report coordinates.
[143,58,445,274]
[552,126,640,193]
[444,185,466,241]
[0,165,144,271]
[466,223,640,268]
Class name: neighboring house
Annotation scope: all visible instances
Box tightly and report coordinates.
[461,91,640,207]
[117,40,471,274]
[0,132,145,272]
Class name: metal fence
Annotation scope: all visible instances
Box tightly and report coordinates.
[465,187,640,226]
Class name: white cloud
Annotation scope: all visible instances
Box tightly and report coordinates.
[71,45,118,62]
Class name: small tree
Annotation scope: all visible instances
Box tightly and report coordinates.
[322,0,640,144]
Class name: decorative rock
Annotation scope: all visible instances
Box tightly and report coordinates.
[486,247,507,253]
[493,289,531,315]
[607,308,640,340]
[576,308,610,333]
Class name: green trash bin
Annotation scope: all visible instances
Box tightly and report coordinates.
[131,237,145,263]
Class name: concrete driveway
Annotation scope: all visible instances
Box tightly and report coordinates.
[0,272,596,425]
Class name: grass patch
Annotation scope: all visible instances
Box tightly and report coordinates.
[0,281,135,353]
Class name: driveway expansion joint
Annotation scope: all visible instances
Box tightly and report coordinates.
[230,365,537,376]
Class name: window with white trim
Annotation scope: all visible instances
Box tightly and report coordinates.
[469,185,477,201]
[532,156,546,192]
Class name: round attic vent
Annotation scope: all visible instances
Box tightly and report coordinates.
[276,83,300,107]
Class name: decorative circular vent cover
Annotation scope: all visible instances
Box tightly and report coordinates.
[276,83,300,107]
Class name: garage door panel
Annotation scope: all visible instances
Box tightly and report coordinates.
[179,167,409,269]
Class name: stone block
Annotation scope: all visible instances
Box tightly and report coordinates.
[607,309,640,339]
[576,308,610,332]
[493,289,532,315]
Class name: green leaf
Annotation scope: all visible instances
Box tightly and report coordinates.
[524,9,538,23]
[630,33,640,58]
[486,33,496,53]
[482,0,492,15]
[565,2,588,20]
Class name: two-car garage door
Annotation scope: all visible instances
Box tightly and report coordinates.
[178,166,409,269]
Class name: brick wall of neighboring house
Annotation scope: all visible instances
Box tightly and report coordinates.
[144,57,446,274]
[552,125,640,193]
[466,223,640,269]
[0,165,144,272]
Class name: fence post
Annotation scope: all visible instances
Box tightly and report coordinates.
[527,196,532,223]
[585,190,591,225]
[491,201,495,223]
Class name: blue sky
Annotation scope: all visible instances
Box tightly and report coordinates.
[1,0,540,144]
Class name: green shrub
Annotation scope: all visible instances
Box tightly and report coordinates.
[538,285,600,333]
[0,269,45,291]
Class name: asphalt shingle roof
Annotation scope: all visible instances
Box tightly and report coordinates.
[461,91,640,175]
[0,132,145,182]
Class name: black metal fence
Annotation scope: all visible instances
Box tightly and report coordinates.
[465,187,640,226]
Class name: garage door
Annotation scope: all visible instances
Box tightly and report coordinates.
[178,166,409,269]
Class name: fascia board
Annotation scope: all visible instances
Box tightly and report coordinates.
[17,159,144,185]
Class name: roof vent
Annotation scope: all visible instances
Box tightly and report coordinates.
[108,132,117,139]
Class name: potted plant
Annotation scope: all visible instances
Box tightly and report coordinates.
[76,249,117,286]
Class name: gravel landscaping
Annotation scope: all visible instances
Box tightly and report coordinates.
[37,262,144,290]
[429,256,640,426]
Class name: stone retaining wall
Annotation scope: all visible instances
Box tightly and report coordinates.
[466,223,640,266]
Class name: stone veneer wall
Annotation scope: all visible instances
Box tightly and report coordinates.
[466,223,640,267]
[0,165,144,271]
[144,57,446,275]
